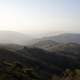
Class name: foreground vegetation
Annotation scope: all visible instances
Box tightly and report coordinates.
[0,44,80,80]
[0,60,44,80]
[0,60,79,80]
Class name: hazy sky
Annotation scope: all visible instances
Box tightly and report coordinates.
[0,0,80,36]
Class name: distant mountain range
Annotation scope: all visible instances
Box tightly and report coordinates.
[44,33,80,43]
[0,31,32,45]
[0,31,80,45]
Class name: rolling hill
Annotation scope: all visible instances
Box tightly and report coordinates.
[31,40,59,49]
[31,33,80,51]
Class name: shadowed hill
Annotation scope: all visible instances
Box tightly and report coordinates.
[0,44,80,80]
